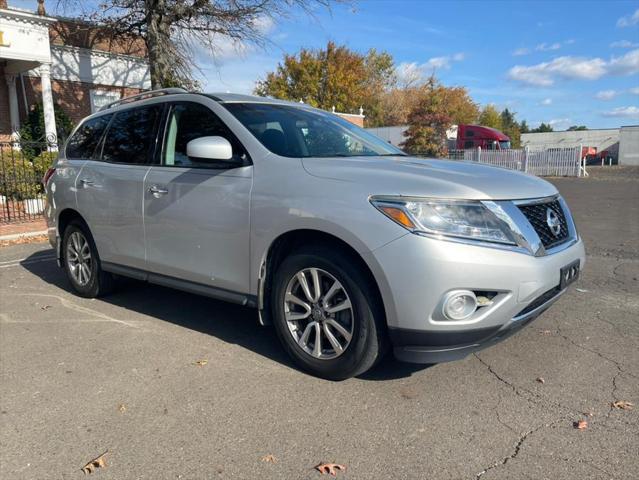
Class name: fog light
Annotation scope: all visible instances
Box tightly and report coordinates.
[442,290,477,321]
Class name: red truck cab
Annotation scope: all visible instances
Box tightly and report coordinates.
[457,124,511,150]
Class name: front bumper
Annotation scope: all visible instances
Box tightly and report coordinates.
[362,232,586,364]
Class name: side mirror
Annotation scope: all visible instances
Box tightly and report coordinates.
[186,136,233,162]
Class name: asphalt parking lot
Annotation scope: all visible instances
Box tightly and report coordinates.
[1,166,637,479]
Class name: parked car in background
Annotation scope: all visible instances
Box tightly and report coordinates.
[44,89,585,379]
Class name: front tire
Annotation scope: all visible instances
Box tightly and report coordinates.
[272,246,387,380]
[62,220,114,298]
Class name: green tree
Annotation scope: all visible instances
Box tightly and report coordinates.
[441,86,479,125]
[255,42,396,127]
[499,108,521,148]
[19,102,74,158]
[519,120,530,134]
[531,122,554,133]
[478,105,503,130]
[567,125,587,131]
[401,77,451,157]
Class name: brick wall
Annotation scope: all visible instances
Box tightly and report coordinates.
[336,114,365,128]
[50,20,146,57]
[23,77,144,126]
[0,64,12,142]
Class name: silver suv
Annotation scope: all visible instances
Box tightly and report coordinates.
[44,89,585,379]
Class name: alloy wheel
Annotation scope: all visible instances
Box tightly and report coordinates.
[66,231,92,286]
[284,267,354,360]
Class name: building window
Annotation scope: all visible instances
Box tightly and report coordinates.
[89,90,121,113]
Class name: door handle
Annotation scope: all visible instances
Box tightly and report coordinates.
[79,178,94,187]
[149,185,169,197]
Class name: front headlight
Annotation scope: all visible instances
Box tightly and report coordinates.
[370,196,517,245]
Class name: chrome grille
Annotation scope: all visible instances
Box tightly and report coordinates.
[518,199,569,249]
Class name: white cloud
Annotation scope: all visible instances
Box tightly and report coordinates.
[513,39,574,57]
[508,56,606,86]
[630,87,639,95]
[608,48,639,75]
[602,106,639,118]
[395,62,424,87]
[190,15,275,62]
[536,42,561,52]
[549,118,572,129]
[508,48,639,86]
[396,52,465,85]
[617,8,639,27]
[610,40,639,48]
[540,98,553,105]
[595,90,617,100]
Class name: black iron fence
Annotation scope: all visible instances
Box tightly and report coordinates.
[0,138,60,224]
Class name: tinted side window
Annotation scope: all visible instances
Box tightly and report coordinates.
[66,115,112,159]
[466,130,475,137]
[163,102,249,168]
[101,105,162,164]
[464,140,474,149]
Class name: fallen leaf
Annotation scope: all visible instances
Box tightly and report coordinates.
[536,377,545,384]
[612,400,634,410]
[81,451,108,474]
[539,330,552,336]
[582,410,594,417]
[575,288,588,293]
[0,234,48,247]
[315,463,346,476]
[574,419,588,430]
[261,454,277,463]
[194,359,208,367]
[40,305,51,310]
[118,404,126,413]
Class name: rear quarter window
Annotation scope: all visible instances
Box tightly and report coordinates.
[65,114,112,160]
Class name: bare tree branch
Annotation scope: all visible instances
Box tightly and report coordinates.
[58,0,347,89]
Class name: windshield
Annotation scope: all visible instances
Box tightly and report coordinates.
[223,103,405,158]
[499,141,511,150]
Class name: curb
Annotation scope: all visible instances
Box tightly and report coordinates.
[0,230,48,242]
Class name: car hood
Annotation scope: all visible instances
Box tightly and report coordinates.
[301,156,558,200]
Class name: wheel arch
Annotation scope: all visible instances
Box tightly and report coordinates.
[56,208,88,262]
[258,229,389,329]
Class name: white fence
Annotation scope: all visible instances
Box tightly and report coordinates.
[448,146,583,177]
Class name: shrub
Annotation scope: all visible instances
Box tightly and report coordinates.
[19,102,74,159]
[32,151,58,183]
[0,150,40,200]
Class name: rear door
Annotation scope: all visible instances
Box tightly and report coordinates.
[143,100,252,293]
[75,104,163,269]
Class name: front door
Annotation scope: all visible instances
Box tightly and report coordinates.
[143,101,252,294]
[75,104,162,269]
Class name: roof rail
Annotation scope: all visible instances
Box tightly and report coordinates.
[100,88,188,111]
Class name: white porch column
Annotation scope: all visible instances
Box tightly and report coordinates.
[39,63,58,150]
[4,73,21,142]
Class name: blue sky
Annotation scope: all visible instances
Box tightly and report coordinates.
[11,0,639,128]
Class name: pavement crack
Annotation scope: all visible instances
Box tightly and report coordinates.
[474,420,559,480]
[473,353,574,415]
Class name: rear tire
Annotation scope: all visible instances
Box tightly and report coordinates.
[62,220,114,298]
[272,245,387,380]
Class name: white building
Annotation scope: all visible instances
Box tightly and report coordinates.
[0,0,150,145]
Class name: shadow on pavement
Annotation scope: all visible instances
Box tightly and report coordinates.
[20,249,433,381]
